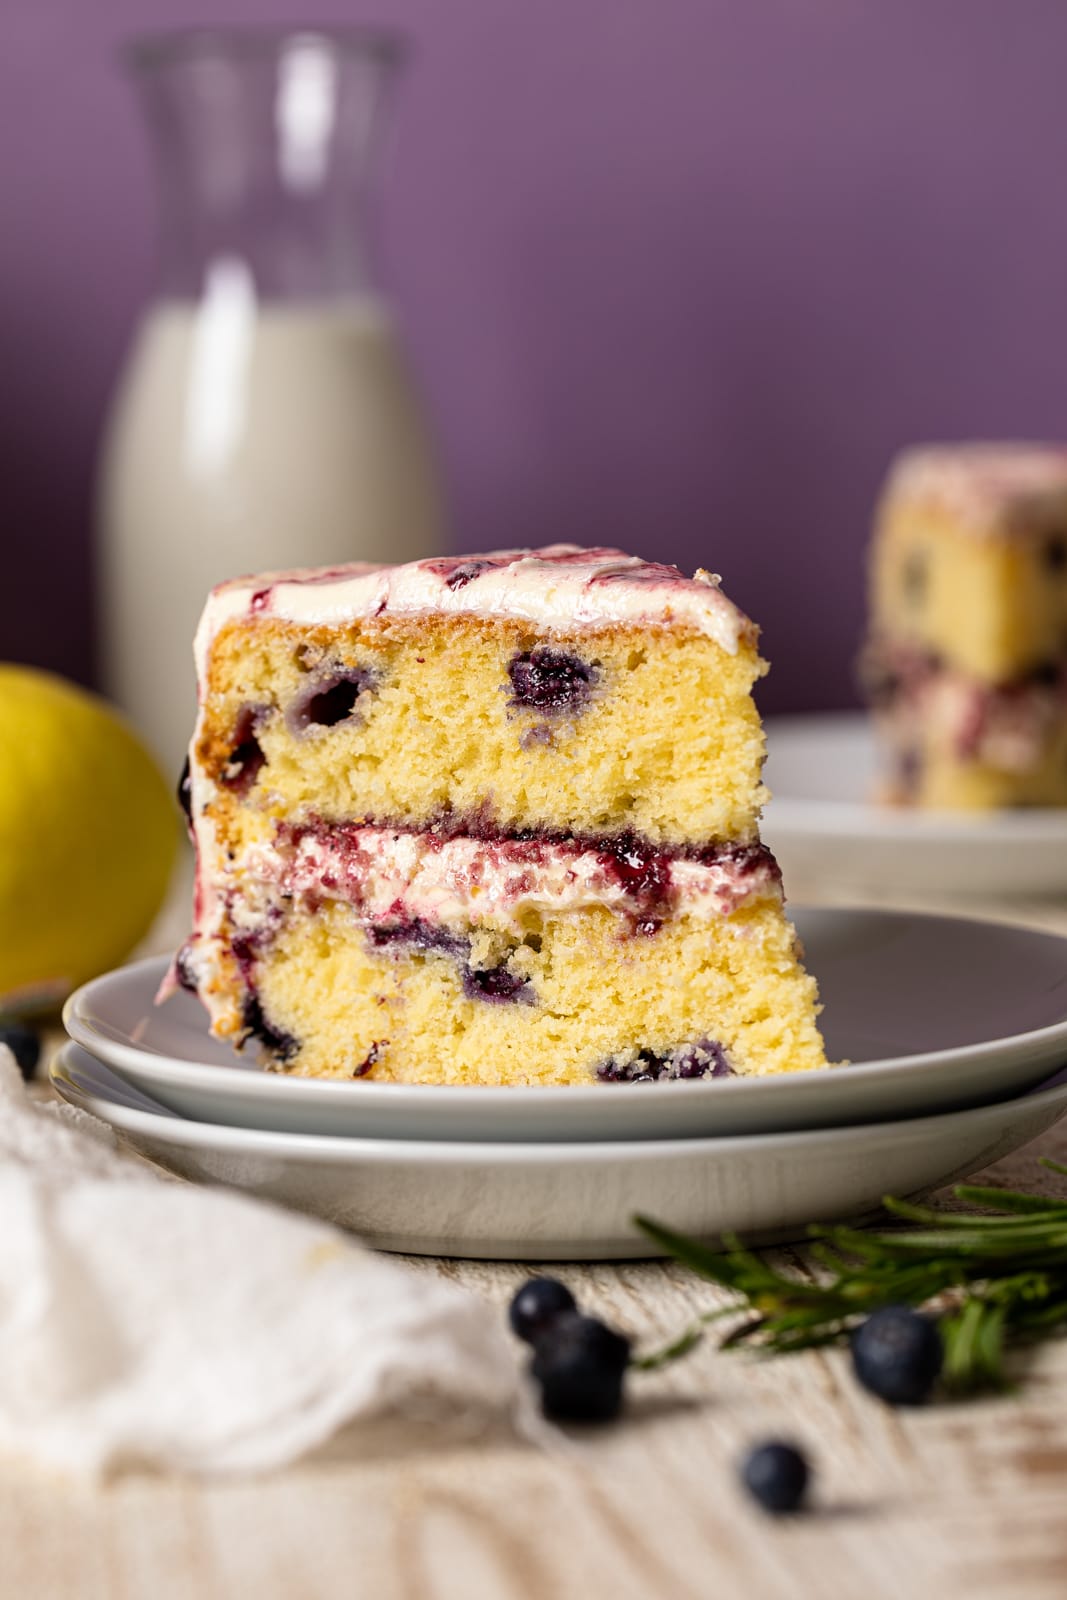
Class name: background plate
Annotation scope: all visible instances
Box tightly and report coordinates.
[63,908,1067,1143]
[762,712,1067,898]
[53,1045,1067,1260]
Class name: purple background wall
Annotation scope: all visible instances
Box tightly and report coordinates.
[4,0,1067,712]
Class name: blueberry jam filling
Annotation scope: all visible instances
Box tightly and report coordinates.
[283,816,778,939]
[508,647,597,714]
[597,834,674,936]
[596,1039,733,1083]
[241,994,300,1064]
[289,668,375,732]
[370,918,535,1004]
[220,706,267,794]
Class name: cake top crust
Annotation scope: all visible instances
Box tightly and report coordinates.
[883,443,1067,534]
[194,545,754,675]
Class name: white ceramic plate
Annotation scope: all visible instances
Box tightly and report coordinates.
[762,712,1067,898]
[63,910,1067,1143]
[52,1044,1067,1260]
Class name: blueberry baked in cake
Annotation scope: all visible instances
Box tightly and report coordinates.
[168,546,832,1084]
[863,444,1067,808]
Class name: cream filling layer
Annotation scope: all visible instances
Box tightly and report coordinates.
[238,824,781,929]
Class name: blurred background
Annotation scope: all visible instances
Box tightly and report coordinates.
[4,0,1067,724]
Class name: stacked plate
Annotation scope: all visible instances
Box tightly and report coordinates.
[58,907,1067,1261]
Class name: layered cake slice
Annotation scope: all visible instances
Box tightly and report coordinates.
[863,444,1067,808]
[171,546,833,1084]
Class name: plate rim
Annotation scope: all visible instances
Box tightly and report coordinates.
[63,907,1067,1108]
[52,1043,1067,1165]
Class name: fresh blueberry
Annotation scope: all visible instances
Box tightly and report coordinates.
[508,1276,577,1344]
[529,1311,631,1422]
[174,945,198,992]
[0,1020,40,1081]
[370,919,469,961]
[290,669,375,732]
[850,1305,942,1405]
[220,706,267,793]
[463,964,536,1004]
[508,647,597,713]
[241,995,300,1064]
[740,1441,810,1514]
[176,756,192,823]
[595,1039,732,1082]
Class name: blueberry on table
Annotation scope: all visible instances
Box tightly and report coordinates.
[529,1312,631,1422]
[740,1441,810,1514]
[0,1020,41,1081]
[508,1276,577,1345]
[850,1304,942,1406]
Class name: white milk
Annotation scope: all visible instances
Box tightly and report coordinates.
[97,291,445,774]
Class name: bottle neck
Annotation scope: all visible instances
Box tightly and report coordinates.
[131,31,398,303]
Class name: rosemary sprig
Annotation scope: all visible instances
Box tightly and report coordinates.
[632,1160,1067,1391]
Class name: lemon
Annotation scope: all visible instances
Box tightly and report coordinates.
[0,665,179,1006]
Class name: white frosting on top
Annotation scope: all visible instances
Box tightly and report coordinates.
[193,544,752,679]
[885,444,1067,533]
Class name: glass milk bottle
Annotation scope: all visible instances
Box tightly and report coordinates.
[98,28,445,773]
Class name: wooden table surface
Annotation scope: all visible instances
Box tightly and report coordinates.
[11,880,1067,1600]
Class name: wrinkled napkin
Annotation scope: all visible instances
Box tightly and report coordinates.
[0,1048,523,1476]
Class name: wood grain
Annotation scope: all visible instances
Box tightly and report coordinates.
[8,879,1067,1600]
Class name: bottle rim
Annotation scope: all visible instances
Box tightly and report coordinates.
[123,24,409,74]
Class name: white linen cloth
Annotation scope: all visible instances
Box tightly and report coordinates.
[0,1048,523,1476]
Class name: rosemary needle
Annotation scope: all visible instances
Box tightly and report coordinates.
[632,1160,1067,1392]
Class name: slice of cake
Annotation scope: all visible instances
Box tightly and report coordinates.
[170,546,833,1084]
[863,444,1067,808]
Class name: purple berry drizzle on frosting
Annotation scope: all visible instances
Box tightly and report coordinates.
[444,560,500,591]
